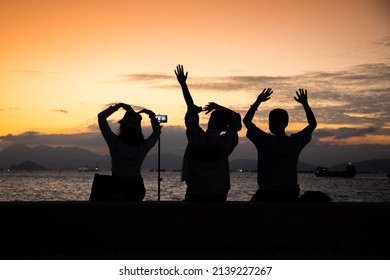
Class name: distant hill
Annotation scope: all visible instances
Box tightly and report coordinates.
[0,144,182,171]
[0,144,110,170]
[0,144,388,173]
[9,161,48,171]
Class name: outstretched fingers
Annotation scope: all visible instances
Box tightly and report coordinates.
[174,64,180,74]
[294,88,308,103]
[257,88,273,102]
[175,64,185,75]
[263,88,273,97]
[175,64,188,83]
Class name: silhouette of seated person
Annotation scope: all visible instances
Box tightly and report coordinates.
[175,65,242,201]
[244,88,317,201]
[97,103,161,201]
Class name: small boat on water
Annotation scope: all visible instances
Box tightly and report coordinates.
[315,164,357,178]
[78,164,99,172]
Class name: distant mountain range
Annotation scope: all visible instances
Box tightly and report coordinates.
[0,144,389,173]
[0,144,110,171]
[9,160,48,171]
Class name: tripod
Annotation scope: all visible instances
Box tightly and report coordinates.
[157,130,162,201]
[155,115,166,201]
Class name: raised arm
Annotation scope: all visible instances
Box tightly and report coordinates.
[138,108,161,134]
[175,64,196,108]
[294,89,317,132]
[243,88,273,128]
[98,104,128,144]
[98,104,119,131]
[138,108,161,149]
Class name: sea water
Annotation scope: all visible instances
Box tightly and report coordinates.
[0,170,389,202]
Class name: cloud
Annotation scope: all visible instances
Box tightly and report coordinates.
[121,62,389,95]
[334,127,379,139]
[315,126,381,140]
[369,36,390,48]
[0,107,19,111]
[102,103,144,112]
[121,73,172,82]
[118,62,390,139]
[1,124,389,167]
[3,63,387,165]
[0,125,188,156]
[0,131,105,151]
[51,109,69,114]
[183,76,292,93]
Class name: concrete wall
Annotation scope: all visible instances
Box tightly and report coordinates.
[1,201,389,259]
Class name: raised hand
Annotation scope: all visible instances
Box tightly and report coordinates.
[295,89,317,131]
[244,88,272,127]
[203,102,219,115]
[174,64,188,85]
[175,64,196,107]
[256,88,273,103]
[294,89,308,104]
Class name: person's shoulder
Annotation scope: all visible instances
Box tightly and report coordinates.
[293,126,313,137]
[247,126,269,137]
[291,127,312,145]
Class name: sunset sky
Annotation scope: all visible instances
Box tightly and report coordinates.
[1,0,389,166]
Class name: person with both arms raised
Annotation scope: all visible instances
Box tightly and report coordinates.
[97,103,161,201]
[244,88,317,201]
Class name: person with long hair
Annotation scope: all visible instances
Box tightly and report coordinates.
[175,65,242,201]
[97,103,160,201]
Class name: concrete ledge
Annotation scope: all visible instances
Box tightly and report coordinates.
[1,201,390,259]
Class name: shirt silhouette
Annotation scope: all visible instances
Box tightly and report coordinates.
[244,88,317,201]
[175,65,242,201]
[97,103,160,200]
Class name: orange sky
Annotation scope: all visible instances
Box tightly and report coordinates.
[0,0,389,156]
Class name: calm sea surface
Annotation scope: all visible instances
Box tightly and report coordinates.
[0,170,389,202]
